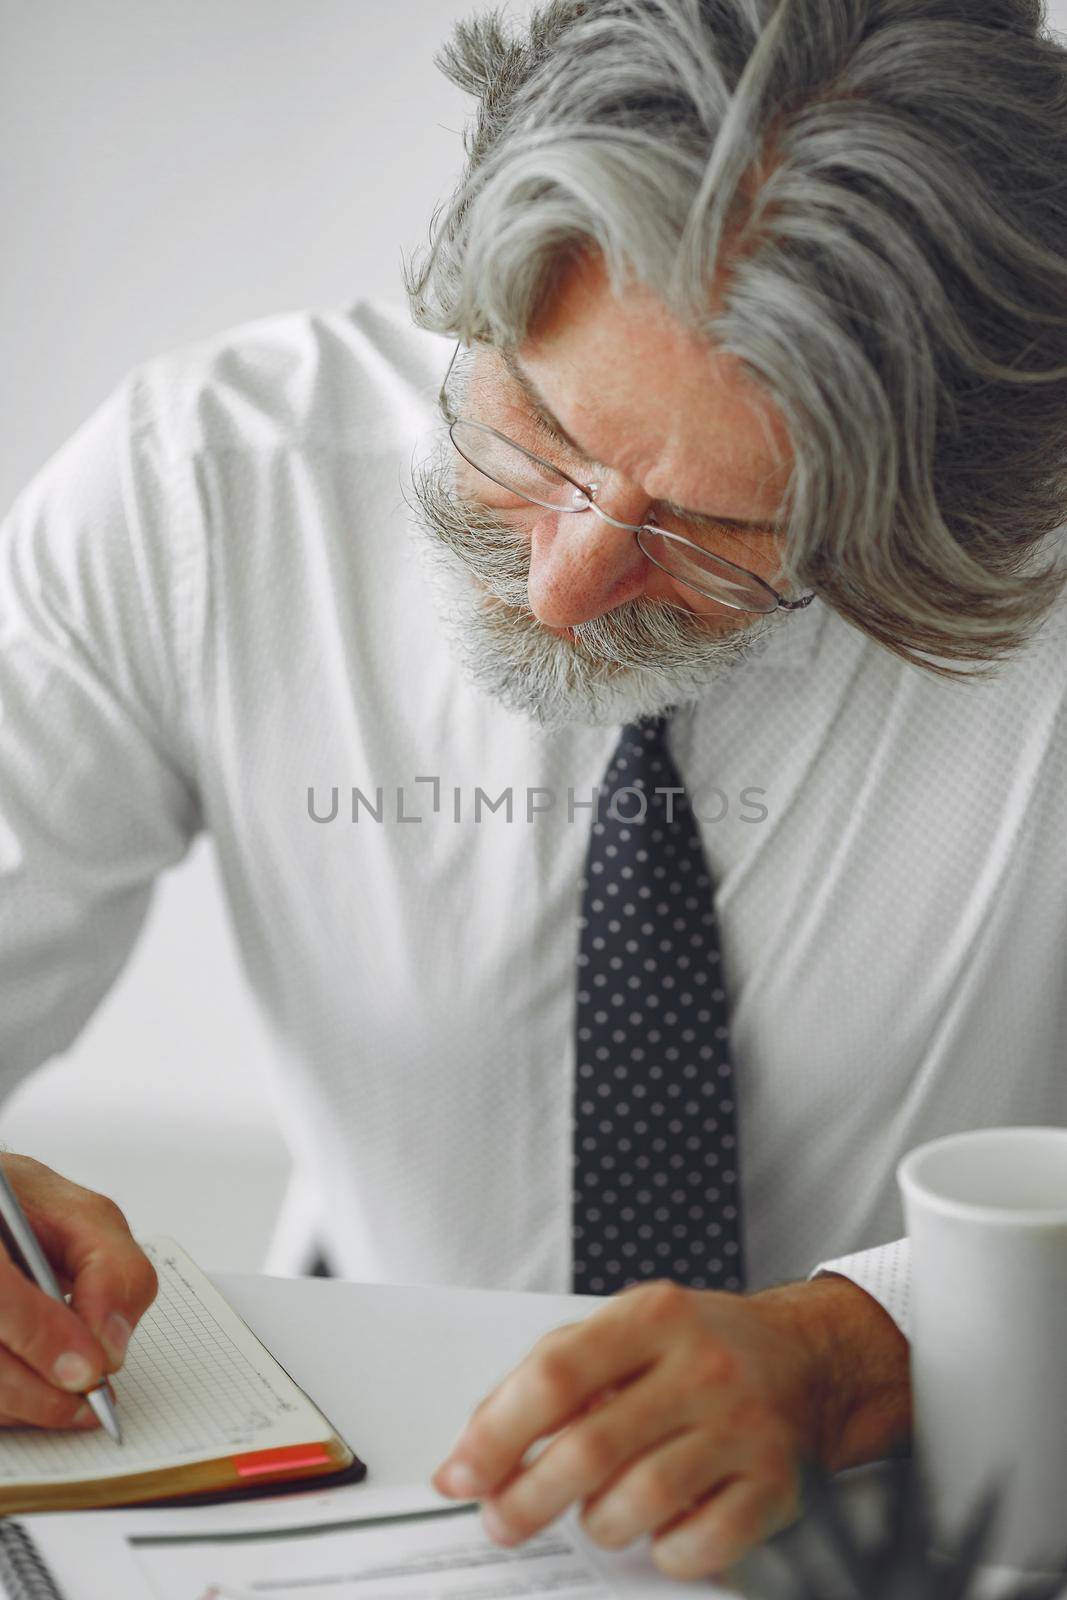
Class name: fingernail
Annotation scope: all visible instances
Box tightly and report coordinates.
[53,1352,94,1393]
[73,1401,98,1427]
[437,1461,482,1497]
[481,1503,516,1545]
[101,1313,131,1367]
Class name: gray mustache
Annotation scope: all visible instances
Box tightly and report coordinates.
[408,447,756,670]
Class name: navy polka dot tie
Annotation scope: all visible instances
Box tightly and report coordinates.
[571,713,745,1296]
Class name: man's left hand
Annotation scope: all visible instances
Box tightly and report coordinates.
[431,1274,911,1582]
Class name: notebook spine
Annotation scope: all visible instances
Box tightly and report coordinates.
[0,1522,63,1600]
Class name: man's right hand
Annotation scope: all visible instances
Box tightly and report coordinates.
[0,1153,158,1429]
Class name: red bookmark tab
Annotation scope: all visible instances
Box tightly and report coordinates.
[233,1443,334,1479]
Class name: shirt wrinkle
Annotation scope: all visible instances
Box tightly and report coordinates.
[2,300,1065,1340]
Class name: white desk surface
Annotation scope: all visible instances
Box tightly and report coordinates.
[211,1270,757,1595]
[212,1271,816,1596]
[212,1271,1065,1600]
[214,1268,605,1491]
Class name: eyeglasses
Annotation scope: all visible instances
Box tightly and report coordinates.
[439,342,815,616]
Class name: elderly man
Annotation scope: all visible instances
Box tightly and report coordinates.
[2,0,1065,1581]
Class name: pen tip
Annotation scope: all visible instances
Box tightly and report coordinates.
[87,1385,123,1444]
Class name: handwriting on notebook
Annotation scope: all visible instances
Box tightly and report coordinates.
[0,1239,324,1484]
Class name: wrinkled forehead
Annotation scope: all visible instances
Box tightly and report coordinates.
[516,251,794,526]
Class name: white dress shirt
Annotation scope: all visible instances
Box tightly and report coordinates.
[2,300,1065,1340]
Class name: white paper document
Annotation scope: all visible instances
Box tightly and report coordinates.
[15,1482,758,1599]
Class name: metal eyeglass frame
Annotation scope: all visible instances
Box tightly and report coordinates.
[438,341,815,615]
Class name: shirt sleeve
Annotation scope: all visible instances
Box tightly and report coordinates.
[0,372,205,1089]
[808,1237,912,1339]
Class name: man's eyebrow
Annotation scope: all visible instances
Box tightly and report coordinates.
[502,349,782,535]
[502,349,594,461]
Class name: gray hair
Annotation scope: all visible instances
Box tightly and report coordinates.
[405,0,1067,674]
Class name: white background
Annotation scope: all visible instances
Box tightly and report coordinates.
[2,0,1065,1273]
[0,0,490,1270]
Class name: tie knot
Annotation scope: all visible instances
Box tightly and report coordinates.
[624,712,672,747]
[607,713,676,789]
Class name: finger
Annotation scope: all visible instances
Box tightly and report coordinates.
[0,1342,103,1432]
[434,1283,690,1497]
[0,1255,111,1396]
[580,1428,742,1550]
[41,1199,157,1371]
[1,1156,157,1371]
[481,1369,695,1547]
[650,1469,798,1582]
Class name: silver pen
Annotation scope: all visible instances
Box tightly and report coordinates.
[0,1165,122,1444]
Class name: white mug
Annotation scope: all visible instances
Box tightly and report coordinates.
[897,1125,1067,1573]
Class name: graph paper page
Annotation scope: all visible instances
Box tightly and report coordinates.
[0,1237,332,1485]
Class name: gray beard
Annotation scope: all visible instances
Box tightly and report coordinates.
[406,438,783,730]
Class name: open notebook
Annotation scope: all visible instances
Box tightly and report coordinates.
[0,1238,363,1515]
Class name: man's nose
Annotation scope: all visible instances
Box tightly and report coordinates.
[526,496,651,629]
